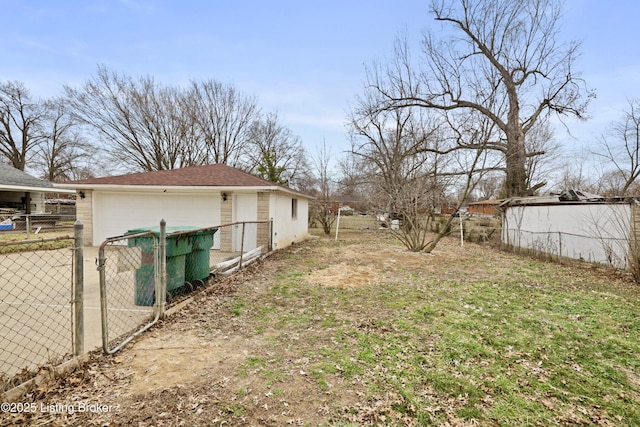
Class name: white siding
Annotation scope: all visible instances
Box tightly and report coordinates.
[503,203,631,268]
[270,192,309,250]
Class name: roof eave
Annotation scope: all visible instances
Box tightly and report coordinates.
[2,184,75,193]
[54,183,314,199]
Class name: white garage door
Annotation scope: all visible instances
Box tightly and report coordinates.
[94,192,220,244]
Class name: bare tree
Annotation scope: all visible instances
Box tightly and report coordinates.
[348,103,444,251]
[310,141,337,235]
[65,66,205,172]
[366,0,592,197]
[243,112,310,187]
[0,81,47,170]
[523,119,559,194]
[349,85,500,252]
[33,99,95,182]
[189,79,259,167]
[421,111,500,252]
[593,99,640,196]
[349,104,439,212]
[474,172,503,200]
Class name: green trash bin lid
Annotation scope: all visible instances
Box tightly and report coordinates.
[126,226,199,256]
[127,225,200,236]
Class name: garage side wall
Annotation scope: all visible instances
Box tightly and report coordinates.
[270,193,309,250]
[502,203,632,268]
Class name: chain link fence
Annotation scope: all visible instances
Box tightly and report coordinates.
[98,230,161,354]
[0,213,77,240]
[99,220,272,355]
[334,215,378,230]
[0,219,273,391]
[503,228,630,269]
[0,235,77,392]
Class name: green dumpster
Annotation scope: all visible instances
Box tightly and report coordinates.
[127,226,195,306]
[185,228,217,283]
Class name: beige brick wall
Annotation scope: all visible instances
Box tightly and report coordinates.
[220,192,232,252]
[31,192,46,213]
[76,191,93,245]
[257,192,270,250]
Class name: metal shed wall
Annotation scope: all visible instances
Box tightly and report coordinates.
[502,203,632,268]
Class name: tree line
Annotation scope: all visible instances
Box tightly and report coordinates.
[0,66,311,189]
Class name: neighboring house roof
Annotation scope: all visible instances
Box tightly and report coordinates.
[468,199,502,206]
[55,164,312,198]
[0,163,66,193]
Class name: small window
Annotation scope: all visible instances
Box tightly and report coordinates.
[291,198,298,219]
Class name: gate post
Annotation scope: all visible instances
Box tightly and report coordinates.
[157,219,167,317]
[73,220,84,356]
[239,222,246,269]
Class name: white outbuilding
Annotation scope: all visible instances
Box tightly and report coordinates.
[501,190,638,269]
[55,164,312,249]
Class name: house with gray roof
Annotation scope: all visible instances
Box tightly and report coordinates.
[0,163,72,215]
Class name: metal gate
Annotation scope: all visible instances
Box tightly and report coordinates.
[97,229,166,354]
[96,220,271,354]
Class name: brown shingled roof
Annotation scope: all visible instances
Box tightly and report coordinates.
[56,164,312,198]
[64,164,301,191]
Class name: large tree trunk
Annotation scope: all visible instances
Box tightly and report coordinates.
[505,132,528,197]
[504,91,528,197]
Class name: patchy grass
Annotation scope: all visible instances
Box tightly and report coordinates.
[3,229,639,426]
[252,237,639,425]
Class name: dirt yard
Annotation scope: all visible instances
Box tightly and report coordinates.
[1,229,637,426]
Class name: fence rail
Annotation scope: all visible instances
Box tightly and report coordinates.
[0,213,77,241]
[503,228,630,269]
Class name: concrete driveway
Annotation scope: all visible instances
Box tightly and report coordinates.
[1,244,153,378]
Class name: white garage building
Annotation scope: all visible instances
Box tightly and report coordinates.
[56,164,311,249]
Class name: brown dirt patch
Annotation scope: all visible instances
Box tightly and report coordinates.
[307,261,383,288]
[306,237,492,288]
[125,332,252,395]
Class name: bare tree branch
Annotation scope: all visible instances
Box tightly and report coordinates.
[364,0,593,197]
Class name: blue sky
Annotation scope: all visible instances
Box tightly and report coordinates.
[2,0,639,168]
